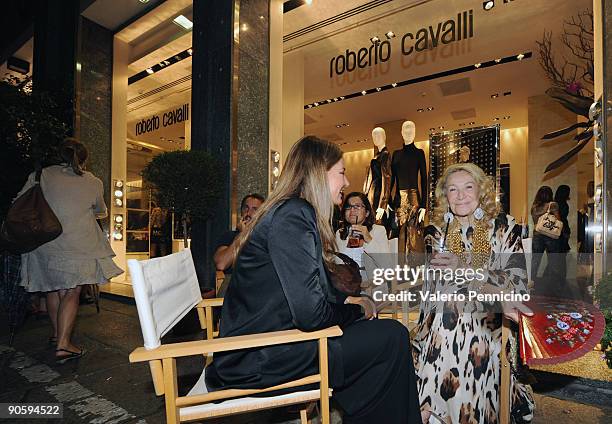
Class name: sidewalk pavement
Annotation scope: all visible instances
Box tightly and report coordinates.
[1,296,610,423]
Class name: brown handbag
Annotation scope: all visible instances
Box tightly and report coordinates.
[1,168,62,254]
[327,252,363,296]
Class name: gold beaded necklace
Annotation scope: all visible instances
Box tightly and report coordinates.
[446,219,491,269]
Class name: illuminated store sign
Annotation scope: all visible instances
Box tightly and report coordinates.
[329,9,474,78]
[135,103,189,135]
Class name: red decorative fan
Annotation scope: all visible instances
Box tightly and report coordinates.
[519,296,605,366]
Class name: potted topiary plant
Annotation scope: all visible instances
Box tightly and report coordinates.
[141,150,223,248]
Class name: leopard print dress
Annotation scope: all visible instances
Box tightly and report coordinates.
[412,215,535,424]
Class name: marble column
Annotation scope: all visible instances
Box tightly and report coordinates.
[76,17,113,217]
[191,0,270,288]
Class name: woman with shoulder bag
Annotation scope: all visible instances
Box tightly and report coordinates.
[530,186,562,296]
[18,139,123,363]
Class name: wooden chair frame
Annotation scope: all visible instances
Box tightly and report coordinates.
[130,297,340,424]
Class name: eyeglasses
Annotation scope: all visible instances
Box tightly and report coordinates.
[344,204,366,211]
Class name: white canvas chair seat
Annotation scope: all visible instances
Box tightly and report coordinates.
[180,369,329,421]
[128,249,340,424]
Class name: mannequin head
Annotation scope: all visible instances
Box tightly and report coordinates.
[371,127,386,150]
[401,121,416,145]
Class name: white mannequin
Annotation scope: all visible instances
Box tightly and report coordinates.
[401,120,426,223]
[371,127,387,221]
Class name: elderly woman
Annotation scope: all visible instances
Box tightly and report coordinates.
[412,163,534,423]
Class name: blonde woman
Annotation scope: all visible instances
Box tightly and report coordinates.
[206,136,424,423]
[413,163,534,423]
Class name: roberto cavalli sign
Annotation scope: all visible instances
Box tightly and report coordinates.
[329,9,474,78]
[135,104,189,136]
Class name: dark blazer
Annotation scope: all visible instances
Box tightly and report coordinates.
[205,198,362,390]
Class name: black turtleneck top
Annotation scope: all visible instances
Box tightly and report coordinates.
[390,143,427,208]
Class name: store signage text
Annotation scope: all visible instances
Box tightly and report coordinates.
[135,103,189,135]
[329,9,474,78]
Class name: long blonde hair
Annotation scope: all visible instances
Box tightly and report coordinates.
[431,162,499,229]
[234,136,343,264]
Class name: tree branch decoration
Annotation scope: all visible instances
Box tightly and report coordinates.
[536,10,595,173]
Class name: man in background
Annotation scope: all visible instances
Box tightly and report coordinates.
[213,193,265,294]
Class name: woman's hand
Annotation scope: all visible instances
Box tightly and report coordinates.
[502,300,533,323]
[346,296,377,319]
[429,251,459,270]
[351,225,372,243]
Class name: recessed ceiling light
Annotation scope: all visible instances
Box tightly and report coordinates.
[333,97,338,101]
[336,124,342,128]
[173,15,193,30]
[468,121,475,125]
[385,31,395,39]
[438,126,444,130]
[429,128,436,131]
[417,108,424,113]
[495,58,502,63]
[361,90,367,95]
[138,0,150,3]
[370,36,380,44]
[259,15,265,20]
[340,96,345,100]
[503,115,511,120]
[326,99,331,103]
[427,106,434,111]
[483,1,495,11]
[241,23,249,31]
[517,53,525,60]
[314,102,319,106]
[391,83,397,87]
[474,63,482,68]
[376,87,381,91]
[187,48,193,55]
[493,117,500,121]
[491,93,499,99]
[307,104,312,108]
[146,68,154,74]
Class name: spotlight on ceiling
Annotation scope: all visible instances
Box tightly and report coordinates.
[370,36,380,44]
[517,53,525,60]
[173,15,193,30]
[391,83,397,87]
[491,93,499,99]
[187,48,193,55]
[429,128,436,132]
[385,31,395,39]
[138,0,150,3]
[427,106,434,111]
[361,90,367,95]
[145,68,154,74]
[417,108,424,113]
[474,63,482,68]
[495,58,502,63]
[483,1,495,11]
[438,126,445,130]
[493,117,500,121]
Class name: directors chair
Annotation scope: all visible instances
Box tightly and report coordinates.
[128,249,339,423]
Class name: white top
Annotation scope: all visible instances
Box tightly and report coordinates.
[335,224,391,268]
[18,165,114,259]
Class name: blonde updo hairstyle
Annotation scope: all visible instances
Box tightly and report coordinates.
[431,162,499,229]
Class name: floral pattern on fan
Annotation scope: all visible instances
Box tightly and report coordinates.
[519,297,605,366]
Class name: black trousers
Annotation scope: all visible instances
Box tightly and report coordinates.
[331,319,421,424]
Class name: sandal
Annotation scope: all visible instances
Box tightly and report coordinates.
[55,348,86,364]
